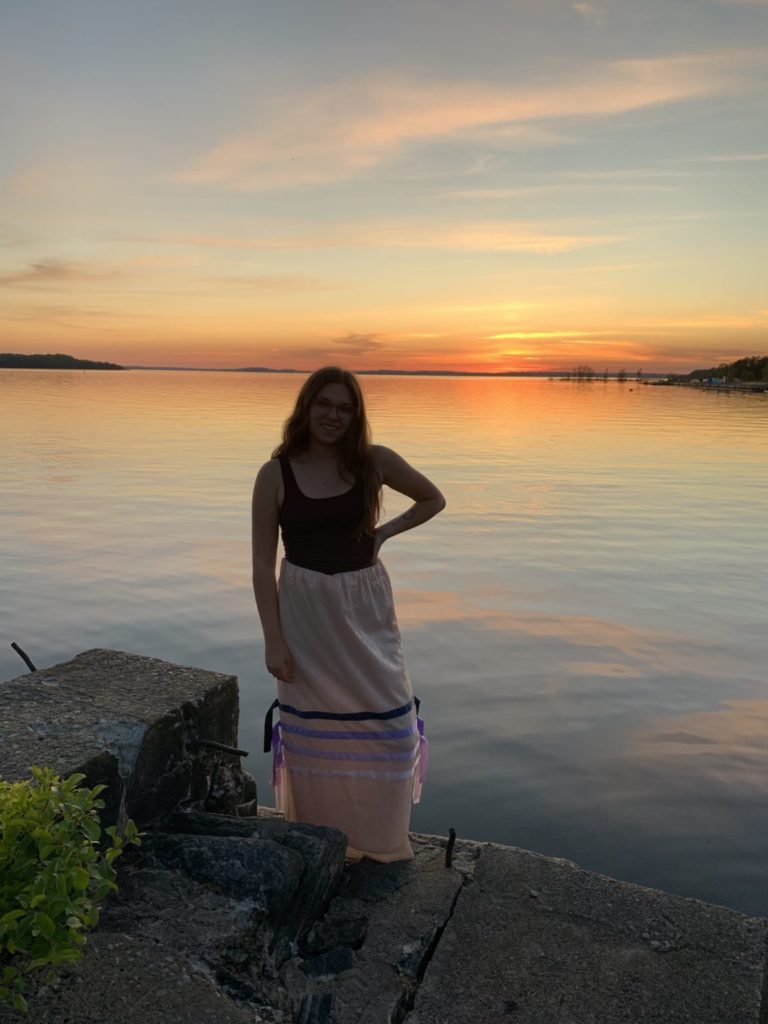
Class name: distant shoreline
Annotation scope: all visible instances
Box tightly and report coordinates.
[0,354,123,370]
[124,366,670,379]
[0,353,674,377]
[0,362,673,379]
[647,379,768,395]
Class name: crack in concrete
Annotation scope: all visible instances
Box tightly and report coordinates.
[390,870,474,1024]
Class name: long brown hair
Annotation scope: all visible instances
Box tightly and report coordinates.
[272,366,381,536]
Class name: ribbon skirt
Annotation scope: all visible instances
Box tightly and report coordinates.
[270,558,427,862]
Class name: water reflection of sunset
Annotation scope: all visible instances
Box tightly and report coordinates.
[634,701,768,766]
[3,370,767,913]
[396,588,743,684]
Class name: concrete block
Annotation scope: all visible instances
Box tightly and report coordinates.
[0,648,239,826]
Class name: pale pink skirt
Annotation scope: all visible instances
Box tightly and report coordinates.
[270,558,427,862]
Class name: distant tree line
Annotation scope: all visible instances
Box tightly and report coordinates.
[685,355,768,383]
[0,352,123,370]
[563,365,642,382]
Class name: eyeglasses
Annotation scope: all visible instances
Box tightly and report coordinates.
[312,396,354,417]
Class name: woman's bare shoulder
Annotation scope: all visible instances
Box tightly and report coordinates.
[254,457,282,490]
[371,444,397,469]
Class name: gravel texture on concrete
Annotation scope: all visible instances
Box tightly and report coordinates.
[0,932,257,1024]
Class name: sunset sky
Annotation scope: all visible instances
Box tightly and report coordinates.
[1,0,767,373]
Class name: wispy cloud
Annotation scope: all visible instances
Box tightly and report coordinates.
[176,49,762,189]
[694,151,768,161]
[244,334,389,364]
[437,301,540,313]
[555,168,699,180]
[572,3,606,24]
[445,181,680,199]
[0,224,30,248]
[141,221,621,254]
[367,222,623,253]
[206,273,331,292]
[636,314,766,330]
[0,302,130,323]
[0,260,124,287]
[489,329,616,339]
[331,332,385,354]
[6,163,90,200]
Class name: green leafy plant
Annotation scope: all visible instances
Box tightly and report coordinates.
[0,766,142,1013]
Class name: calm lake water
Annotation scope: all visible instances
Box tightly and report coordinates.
[2,370,767,915]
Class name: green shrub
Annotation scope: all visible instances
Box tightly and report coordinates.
[0,766,141,1013]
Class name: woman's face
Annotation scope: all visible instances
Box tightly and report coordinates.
[307,382,356,445]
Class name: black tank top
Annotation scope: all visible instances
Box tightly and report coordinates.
[277,455,376,575]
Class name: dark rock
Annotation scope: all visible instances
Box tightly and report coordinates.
[162,807,347,950]
[94,856,298,1014]
[273,824,347,940]
[148,832,304,919]
[302,916,368,955]
[299,948,355,980]
[98,865,267,972]
[240,772,258,802]
[295,993,336,1024]
[202,758,254,815]
[164,805,267,837]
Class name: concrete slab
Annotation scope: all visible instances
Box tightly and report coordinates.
[406,843,768,1024]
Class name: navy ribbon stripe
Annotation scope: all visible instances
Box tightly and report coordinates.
[278,699,413,721]
[263,696,422,753]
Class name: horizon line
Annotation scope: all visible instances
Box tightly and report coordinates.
[124,365,675,377]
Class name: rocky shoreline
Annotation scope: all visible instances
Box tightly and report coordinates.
[2,649,766,1023]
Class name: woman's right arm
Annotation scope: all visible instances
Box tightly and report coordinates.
[251,459,294,683]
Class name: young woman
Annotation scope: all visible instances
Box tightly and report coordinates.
[251,366,446,862]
